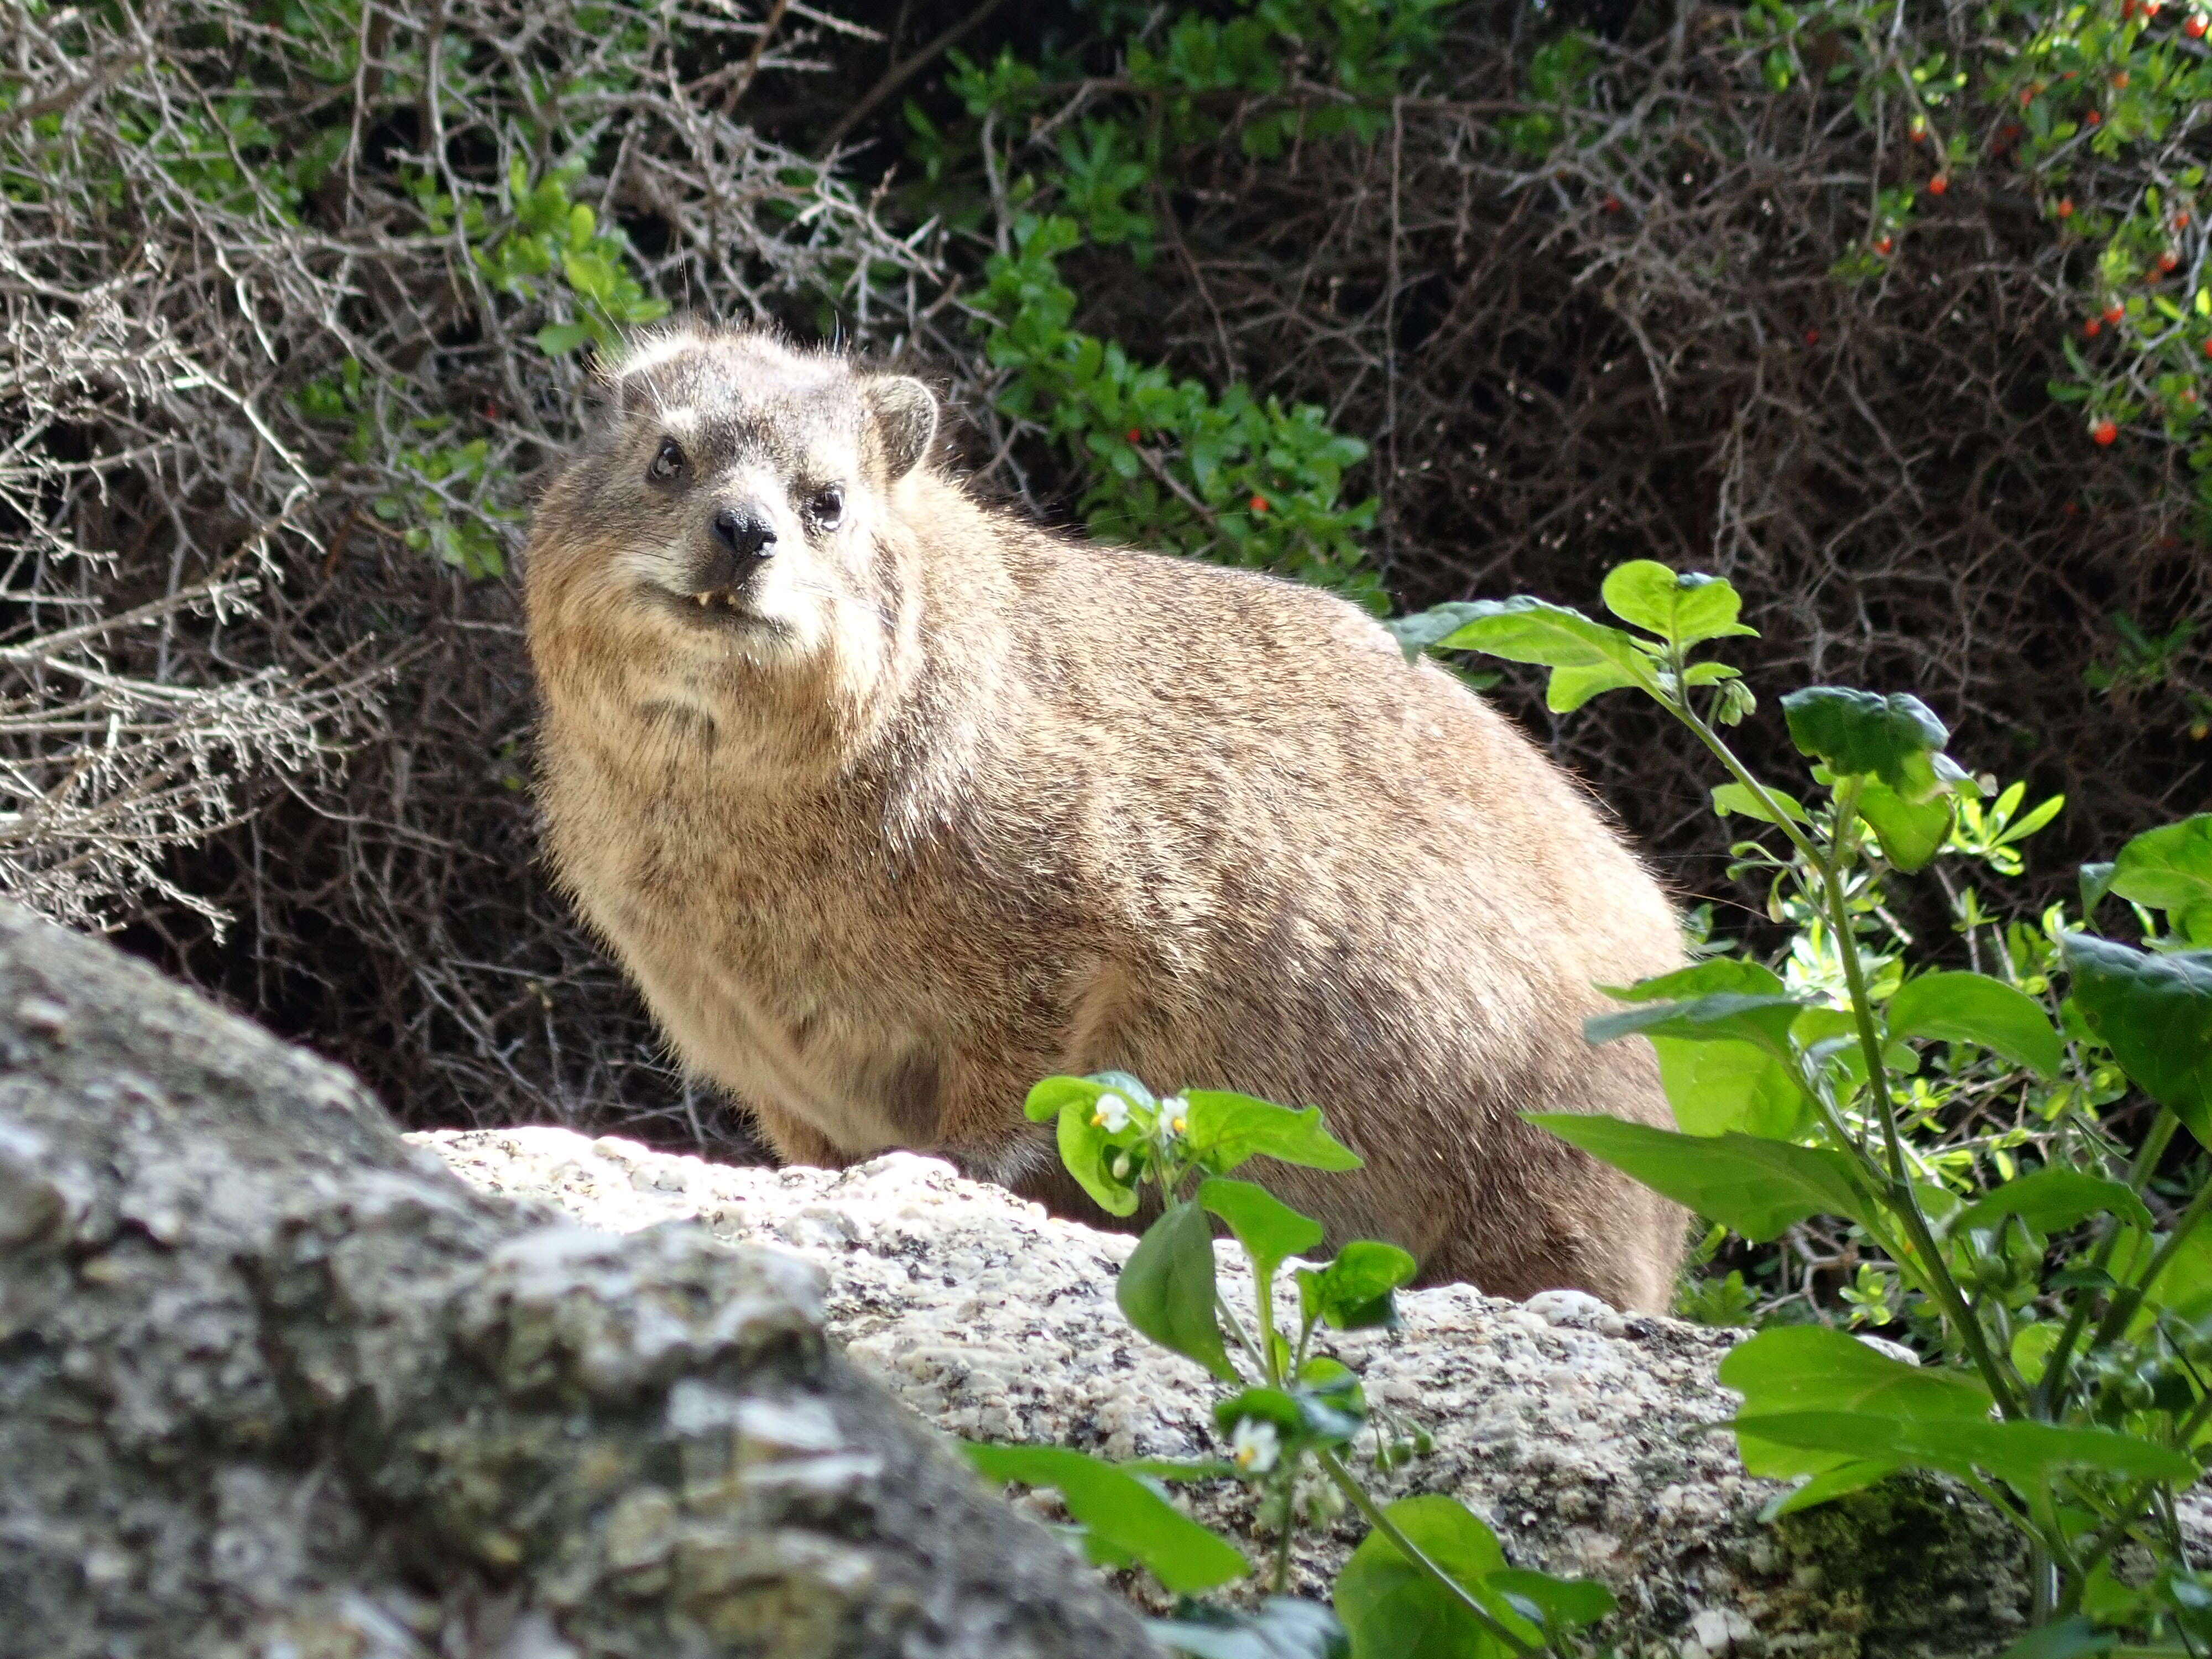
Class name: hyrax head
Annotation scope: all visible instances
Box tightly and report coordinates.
[531,325,938,670]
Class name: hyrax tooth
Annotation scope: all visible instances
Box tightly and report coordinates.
[695,592,710,606]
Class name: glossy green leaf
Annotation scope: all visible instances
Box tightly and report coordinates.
[1181,1091,1363,1175]
[1734,1411,2199,1488]
[962,1442,1246,1593]
[1585,992,1807,1062]
[1150,1598,1350,1659]
[1485,1569,1617,1635]
[1858,778,1954,871]
[1886,971,2064,1079]
[1334,1495,1531,1659]
[1712,781,1810,825]
[2061,935,2212,1144]
[1199,1178,1326,1281]
[1781,687,1953,801]
[1953,1168,2153,1237]
[1654,1036,1809,1139]
[1602,958,1790,1001]
[2110,814,2212,916]
[1545,659,1643,711]
[1025,1074,1108,1123]
[1428,596,1646,671]
[1052,1084,1144,1218]
[1118,1201,1236,1381]
[1600,561,1759,646]
[1528,1115,1874,1241]
[1296,1239,1418,1331]
[1995,1616,2116,1659]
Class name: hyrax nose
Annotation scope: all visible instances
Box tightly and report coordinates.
[698,502,776,592]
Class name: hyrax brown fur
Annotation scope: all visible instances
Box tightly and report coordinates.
[524,323,1688,1311]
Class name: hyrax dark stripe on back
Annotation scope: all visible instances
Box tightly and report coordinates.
[525,320,1689,1310]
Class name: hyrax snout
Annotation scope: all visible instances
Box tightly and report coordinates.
[524,322,1688,1311]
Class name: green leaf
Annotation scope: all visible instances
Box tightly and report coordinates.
[1545,660,1642,712]
[1215,1382,1363,1453]
[1712,781,1810,825]
[1384,603,1490,664]
[1654,1036,1808,1139]
[1719,1326,1994,1499]
[1585,992,1807,1062]
[534,321,592,357]
[1424,597,1656,712]
[1599,561,1759,646]
[1781,687,1953,801]
[1199,1178,1326,1281]
[962,1442,1246,1593]
[1484,1569,1616,1635]
[1119,1201,1237,1381]
[1025,1074,1107,1123]
[1603,958,1791,1001]
[1530,1115,1874,1241]
[2061,935,2212,1144]
[1954,1168,2153,1237]
[1149,1599,1350,1659]
[2110,815,2212,919]
[1733,1411,2199,1489]
[1057,1093,1142,1218]
[1886,971,2064,1079]
[1296,1239,1418,1331]
[1181,1091,1363,1175]
[1996,1616,2116,1659]
[1858,779,1954,872]
[1334,1495,1531,1658]
[2081,861,2119,915]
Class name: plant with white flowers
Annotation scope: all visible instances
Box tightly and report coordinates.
[961,1071,1613,1657]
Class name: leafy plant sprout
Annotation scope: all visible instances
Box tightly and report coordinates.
[1391,561,2212,1648]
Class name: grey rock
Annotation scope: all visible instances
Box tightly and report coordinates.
[429,1128,2041,1658]
[0,904,1158,1659]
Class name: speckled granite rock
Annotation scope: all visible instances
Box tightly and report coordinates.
[0,904,1158,1659]
[427,1127,2034,1658]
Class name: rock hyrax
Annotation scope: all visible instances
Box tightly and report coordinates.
[525,323,1687,1310]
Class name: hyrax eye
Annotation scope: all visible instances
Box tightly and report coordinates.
[647,439,685,483]
[810,484,844,528]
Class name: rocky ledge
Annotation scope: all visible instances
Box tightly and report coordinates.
[427,1128,2030,1658]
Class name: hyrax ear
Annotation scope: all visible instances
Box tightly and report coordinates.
[865,375,938,481]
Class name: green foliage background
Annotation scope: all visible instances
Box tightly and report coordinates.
[2,0,2207,1142]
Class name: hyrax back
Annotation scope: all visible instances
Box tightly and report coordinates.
[525,324,1687,1311]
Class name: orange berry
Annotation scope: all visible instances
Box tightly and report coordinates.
[2188,12,2208,34]
[2106,301,2126,321]
[2093,418,2120,444]
[2087,108,2103,124]
[2158,250,2181,273]
[2086,319,2104,336]
[2113,69,2131,86]
[1929,174,1950,195]
[1250,495,1269,513]
[1875,234,1894,255]
[2201,337,2212,357]
[2058,197,2076,218]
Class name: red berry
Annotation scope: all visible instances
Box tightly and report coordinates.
[2178,211,2194,227]
[2086,319,2103,336]
[2113,69,2131,86]
[2143,0,2161,16]
[1603,194,1622,212]
[2086,108,2103,124]
[1929,174,1950,195]
[1804,327,1821,345]
[1875,235,1894,255]
[2093,418,2120,444]
[1910,119,1928,141]
[2188,12,2208,34]
[1250,495,1269,513]
[2058,197,2076,218]
[2158,250,2181,273]
[2106,301,2125,321]
[1128,428,1141,442]
[2201,337,2212,357]
[2064,500,2081,515]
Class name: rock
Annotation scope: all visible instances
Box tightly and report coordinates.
[0,905,1158,1659]
[429,1128,2038,1658]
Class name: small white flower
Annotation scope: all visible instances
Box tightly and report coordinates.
[1090,1091,1133,1133]
[1229,1418,1281,1476]
[1160,1094,1190,1136]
